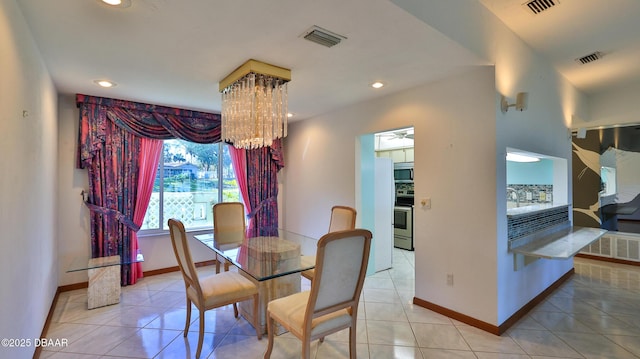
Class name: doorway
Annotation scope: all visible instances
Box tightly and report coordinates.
[356,127,414,273]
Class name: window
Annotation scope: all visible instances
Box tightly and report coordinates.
[141,140,240,233]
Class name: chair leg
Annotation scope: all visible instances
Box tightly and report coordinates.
[302,340,311,359]
[184,298,192,336]
[233,303,239,318]
[215,255,220,274]
[196,309,205,359]
[254,293,261,340]
[264,312,274,358]
[349,326,356,359]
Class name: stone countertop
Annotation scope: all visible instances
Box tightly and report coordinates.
[507,203,570,217]
[510,226,607,259]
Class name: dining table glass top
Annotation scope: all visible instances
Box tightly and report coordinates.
[194,229,318,281]
[67,252,145,272]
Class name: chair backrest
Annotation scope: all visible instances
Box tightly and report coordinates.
[306,229,372,321]
[213,202,246,245]
[168,218,203,296]
[328,205,357,233]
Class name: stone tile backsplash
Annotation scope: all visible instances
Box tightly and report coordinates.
[507,184,553,204]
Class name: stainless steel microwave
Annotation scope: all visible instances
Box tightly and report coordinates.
[394,162,414,183]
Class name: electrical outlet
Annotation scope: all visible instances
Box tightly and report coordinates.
[421,197,431,209]
[446,273,454,286]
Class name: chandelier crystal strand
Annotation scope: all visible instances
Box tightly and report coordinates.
[220,61,290,149]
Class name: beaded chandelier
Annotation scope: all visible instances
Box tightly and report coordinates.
[219,59,291,149]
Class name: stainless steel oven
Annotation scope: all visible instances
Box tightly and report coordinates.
[394,206,413,250]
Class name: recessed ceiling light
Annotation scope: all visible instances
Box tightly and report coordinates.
[371,82,384,89]
[287,113,294,118]
[100,0,132,8]
[94,80,117,88]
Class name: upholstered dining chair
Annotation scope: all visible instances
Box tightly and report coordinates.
[264,229,372,359]
[168,218,261,359]
[301,205,357,281]
[213,202,246,273]
[328,205,358,232]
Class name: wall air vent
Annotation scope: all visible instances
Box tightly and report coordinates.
[302,26,346,48]
[576,51,603,65]
[523,0,558,15]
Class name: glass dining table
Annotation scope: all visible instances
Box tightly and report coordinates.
[193,229,318,334]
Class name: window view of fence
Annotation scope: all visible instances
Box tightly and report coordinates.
[141,140,240,232]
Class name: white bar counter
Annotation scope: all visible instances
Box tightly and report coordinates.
[511,226,607,259]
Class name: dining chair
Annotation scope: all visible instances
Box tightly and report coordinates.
[168,218,261,359]
[264,229,372,359]
[301,205,357,281]
[213,202,246,273]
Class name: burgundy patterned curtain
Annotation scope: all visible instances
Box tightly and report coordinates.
[76,94,221,285]
[246,139,285,237]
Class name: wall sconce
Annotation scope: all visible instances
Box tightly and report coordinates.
[576,128,587,139]
[501,92,528,113]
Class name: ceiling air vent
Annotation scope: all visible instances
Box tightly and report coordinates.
[523,0,559,15]
[576,51,603,65]
[302,26,346,48]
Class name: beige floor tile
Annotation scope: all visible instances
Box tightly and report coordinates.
[365,301,408,322]
[605,334,640,357]
[554,331,639,359]
[473,352,531,359]
[419,348,476,358]
[367,320,417,347]
[210,334,269,359]
[264,335,321,359]
[411,322,470,351]
[529,311,595,333]
[507,329,582,358]
[315,341,369,359]
[362,288,401,304]
[320,320,368,343]
[154,331,223,359]
[41,253,640,359]
[104,328,181,358]
[58,325,139,355]
[364,276,396,290]
[369,344,424,359]
[457,325,526,355]
[144,307,196,331]
[403,303,453,325]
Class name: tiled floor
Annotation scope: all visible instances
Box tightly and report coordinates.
[41,250,640,358]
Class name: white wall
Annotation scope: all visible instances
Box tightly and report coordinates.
[0,0,58,357]
[578,82,640,128]
[394,0,588,326]
[284,67,500,323]
[286,0,591,327]
[57,95,91,286]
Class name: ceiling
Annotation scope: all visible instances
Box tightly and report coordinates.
[479,0,640,96]
[15,0,640,120]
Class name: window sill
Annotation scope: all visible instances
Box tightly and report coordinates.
[137,227,212,239]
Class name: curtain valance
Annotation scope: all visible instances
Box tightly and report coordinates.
[76,94,221,167]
